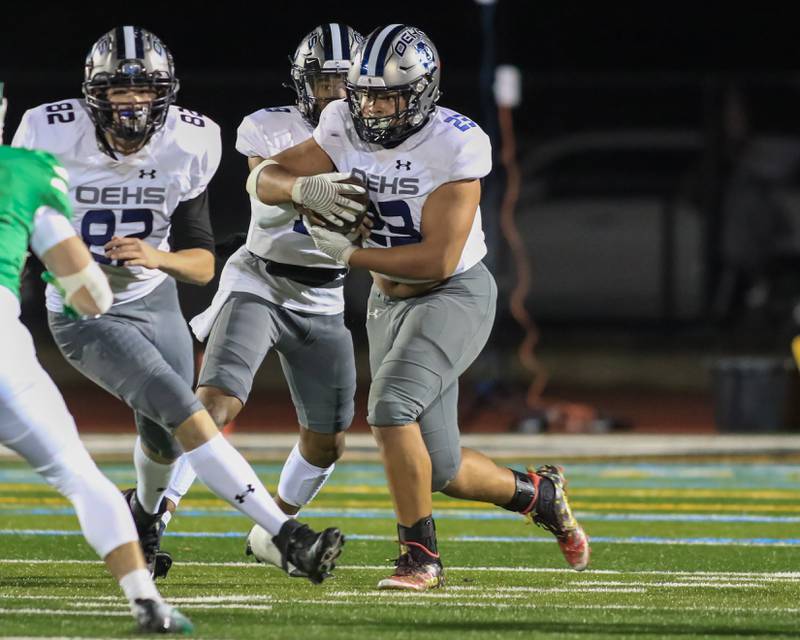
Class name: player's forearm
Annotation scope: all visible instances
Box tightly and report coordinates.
[254,164,297,205]
[157,248,214,285]
[349,242,461,281]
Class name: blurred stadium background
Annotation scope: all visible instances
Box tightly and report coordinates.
[2,2,800,441]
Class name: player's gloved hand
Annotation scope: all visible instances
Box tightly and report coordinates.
[40,270,79,319]
[306,224,359,266]
[291,173,367,229]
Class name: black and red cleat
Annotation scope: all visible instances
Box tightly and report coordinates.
[523,465,591,571]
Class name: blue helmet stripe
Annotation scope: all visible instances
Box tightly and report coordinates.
[115,26,126,59]
[134,27,144,59]
[321,23,333,62]
[360,28,382,75]
[374,24,406,76]
[337,24,350,60]
[365,24,404,76]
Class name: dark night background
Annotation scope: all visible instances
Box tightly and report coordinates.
[3,2,800,432]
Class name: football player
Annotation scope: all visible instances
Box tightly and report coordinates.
[160,23,363,577]
[247,25,591,591]
[11,26,343,584]
[0,82,192,633]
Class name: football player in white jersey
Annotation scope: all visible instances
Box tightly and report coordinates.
[157,23,363,576]
[12,26,344,584]
[247,25,591,591]
[0,82,192,634]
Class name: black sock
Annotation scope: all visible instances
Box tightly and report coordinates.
[398,516,439,561]
[502,469,539,514]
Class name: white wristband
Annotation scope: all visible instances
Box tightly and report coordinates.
[245,158,279,200]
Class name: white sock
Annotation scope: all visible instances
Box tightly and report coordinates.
[134,438,176,514]
[119,568,161,605]
[162,454,197,509]
[277,443,335,508]
[184,434,288,535]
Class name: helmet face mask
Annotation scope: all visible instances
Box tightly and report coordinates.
[83,26,179,154]
[346,25,441,146]
[292,67,348,125]
[289,24,362,126]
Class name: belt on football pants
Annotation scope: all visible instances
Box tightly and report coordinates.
[248,252,347,288]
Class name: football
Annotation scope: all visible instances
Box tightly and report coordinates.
[296,173,370,234]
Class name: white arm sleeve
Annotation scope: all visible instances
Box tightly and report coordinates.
[29,206,77,258]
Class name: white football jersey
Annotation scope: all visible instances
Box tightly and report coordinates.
[229,106,345,314]
[313,100,491,279]
[12,99,221,311]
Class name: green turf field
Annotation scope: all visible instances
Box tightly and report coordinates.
[1,458,799,639]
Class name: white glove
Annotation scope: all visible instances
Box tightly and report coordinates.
[291,172,367,228]
[307,224,359,266]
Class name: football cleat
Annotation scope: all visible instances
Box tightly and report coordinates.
[525,465,591,571]
[377,548,444,591]
[270,520,344,584]
[153,550,173,580]
[122,488,171,578]
[245,524,307,577]
[132,598,193,634]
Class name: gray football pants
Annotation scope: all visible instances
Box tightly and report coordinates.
[366,262,497,491]
[48,278,203,459]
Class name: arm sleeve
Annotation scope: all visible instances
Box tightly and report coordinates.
[29,206,77,258]
[168,189,215,252]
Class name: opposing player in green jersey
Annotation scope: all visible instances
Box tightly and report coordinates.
[0,83,193,634]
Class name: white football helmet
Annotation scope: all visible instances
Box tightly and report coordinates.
[83,26,179,149]
[346,25,441,145]
[289,24,363,126]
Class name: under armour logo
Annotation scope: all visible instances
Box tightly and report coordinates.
[139,169,157,179]
[396,160,412,171]
[367,308,382,320]
[234,484,255,504]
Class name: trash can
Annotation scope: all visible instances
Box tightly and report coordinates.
[710,357,799,433]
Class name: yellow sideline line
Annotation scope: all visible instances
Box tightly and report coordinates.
[3,495,800,513]
[2,483,800,498]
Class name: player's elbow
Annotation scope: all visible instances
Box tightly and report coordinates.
[428,253,459,280]
[197,267,214,286]
[197,254,215,284]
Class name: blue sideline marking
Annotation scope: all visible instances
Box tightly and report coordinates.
[3,529,800,547]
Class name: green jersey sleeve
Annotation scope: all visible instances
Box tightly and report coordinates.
[31,150,73,220]
[0,145,74,298]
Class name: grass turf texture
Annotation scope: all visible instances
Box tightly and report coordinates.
[0,459,798,639]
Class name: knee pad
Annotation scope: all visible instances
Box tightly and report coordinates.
[135,413,183,460]
[429,446,462,493]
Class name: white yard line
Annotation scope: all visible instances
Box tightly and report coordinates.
[1,558,799,580]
